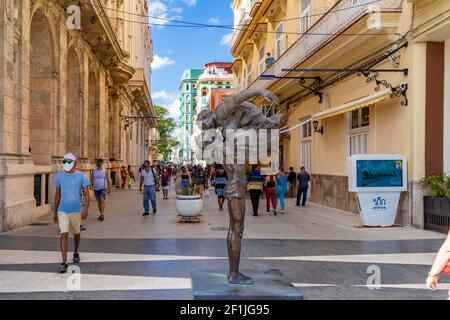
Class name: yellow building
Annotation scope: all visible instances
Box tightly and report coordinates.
[231,0,450,228]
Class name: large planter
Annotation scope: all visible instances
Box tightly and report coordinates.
[424,197,450,233]
[176,195,203,217]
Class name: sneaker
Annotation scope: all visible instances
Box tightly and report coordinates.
[153,208,157,214]
[274,210,278,216]
[253,213,259,217]
[58,262,68,273]
[73,252,80,264]
[143,212,150,216]
[281,210,286,214]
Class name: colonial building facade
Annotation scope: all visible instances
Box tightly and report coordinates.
[195,62,234,112]
[178,68,202,163]
[230,0,450,229]
[0,0,156,231]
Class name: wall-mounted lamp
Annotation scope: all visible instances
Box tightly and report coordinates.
[313,120,324,135]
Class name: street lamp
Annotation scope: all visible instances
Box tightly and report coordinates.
[313,120,324,135]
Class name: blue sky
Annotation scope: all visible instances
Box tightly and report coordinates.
[149,0,234,119]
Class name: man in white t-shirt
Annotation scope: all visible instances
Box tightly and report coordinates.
[139,160,157,215]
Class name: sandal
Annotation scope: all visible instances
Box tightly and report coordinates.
[98,215,105,222]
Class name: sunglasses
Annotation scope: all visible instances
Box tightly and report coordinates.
[62,159,74,164]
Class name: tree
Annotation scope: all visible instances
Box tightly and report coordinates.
[154,105,179,161]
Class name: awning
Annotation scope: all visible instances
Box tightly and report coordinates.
[312,89,392,121]
[280,118,311,133]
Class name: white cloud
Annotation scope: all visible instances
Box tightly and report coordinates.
[152,90,178,102]
[166,96,181,119]
[208,17,220,25]
[151,55,175,70]
[180,0,198,6]
[171,7,183,14]
[148,0,182,26]
[220,32,234,46]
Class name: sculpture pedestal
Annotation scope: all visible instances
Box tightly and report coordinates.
[191,269,303,300]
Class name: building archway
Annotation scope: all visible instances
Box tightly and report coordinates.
[66,49,82,156]
[88,72,99,160]
[29,11,56,165]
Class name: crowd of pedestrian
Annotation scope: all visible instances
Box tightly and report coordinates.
[51,154,450,300]
[52,155,312,269]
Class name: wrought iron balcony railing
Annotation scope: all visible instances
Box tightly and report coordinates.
[249,0,402,90]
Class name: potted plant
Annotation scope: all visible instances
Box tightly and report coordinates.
[175,174,203,217]
[421,174,450,232]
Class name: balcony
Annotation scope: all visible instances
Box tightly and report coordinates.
[249,0,403,90]
[250,0,263,17]
[231,12,252,50]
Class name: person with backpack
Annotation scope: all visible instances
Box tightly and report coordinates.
[139,160,157,215]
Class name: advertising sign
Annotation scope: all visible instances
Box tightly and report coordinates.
[349,154,408,227]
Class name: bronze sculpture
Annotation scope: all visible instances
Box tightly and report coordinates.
[197,89,282,285]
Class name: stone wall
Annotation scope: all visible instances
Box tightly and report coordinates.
[0,0,154,231]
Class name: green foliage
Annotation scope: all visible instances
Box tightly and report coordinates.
[154,105,180,161]
[181,185,195,196]
[420,173,450,198]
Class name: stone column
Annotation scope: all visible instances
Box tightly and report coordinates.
[111,91,120,160]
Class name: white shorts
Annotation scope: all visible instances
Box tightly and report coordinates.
[58,212,81,235]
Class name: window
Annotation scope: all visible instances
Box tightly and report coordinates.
[186,105,190,113]
[185,125,189,132]
[276,23,285,59]
[247,62,253,85]
[262,105,277,117]
[348,107,370,156]
[186,115,190,122]
[201,87,208,97]
[300,119,312,172]
[259,46,265,74]
[185,83,190,91]
[185,95,190,104]
[193,83,197,90]
[302,121,312,138]
[301,0,312,33]
[351,107,370,129]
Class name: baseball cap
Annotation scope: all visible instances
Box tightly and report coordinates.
[63,153,76,161]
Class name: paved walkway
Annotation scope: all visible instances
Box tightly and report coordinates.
[0,184,448,300]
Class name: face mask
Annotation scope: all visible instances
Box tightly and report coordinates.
[63,162,74,172]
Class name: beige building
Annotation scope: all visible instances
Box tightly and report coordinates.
[231,0,450,228]
[0,0,157,231]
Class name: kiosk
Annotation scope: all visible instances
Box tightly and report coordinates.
[349,154,407,227]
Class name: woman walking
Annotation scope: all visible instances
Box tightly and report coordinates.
[247,165,264,216]
[265,175,277,216]
[161,168,169,199]
[214,165,227,211]
[275,167,288,215]
[426,229,450,299]
[127,165,135,189]
[120,166,128,189]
